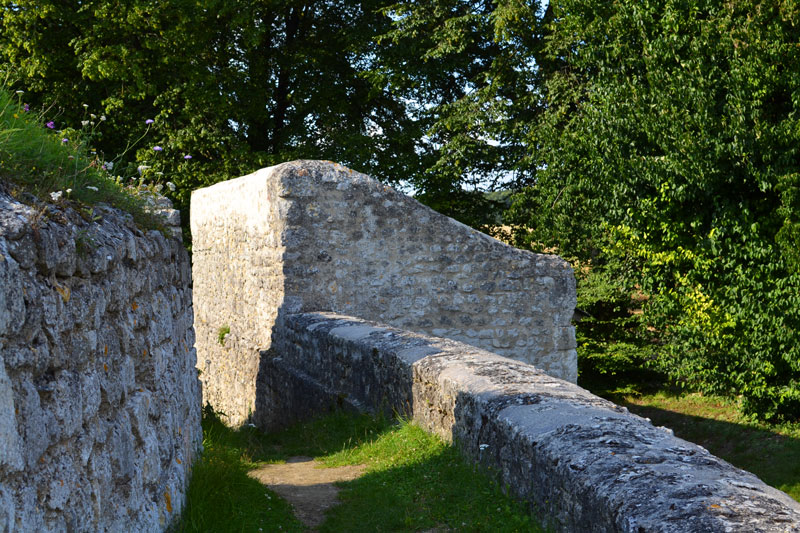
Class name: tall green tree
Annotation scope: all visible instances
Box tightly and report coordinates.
[0,0,426,215]
[510,0,800,419]
[371,0,551,227]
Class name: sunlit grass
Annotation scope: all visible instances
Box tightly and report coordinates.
[320,420,541,532]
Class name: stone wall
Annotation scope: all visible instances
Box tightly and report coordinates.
[0,192,202,532]
[266,312,800,532]
[191,159,577,426]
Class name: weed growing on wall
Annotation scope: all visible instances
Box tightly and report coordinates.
[217,325,230,346]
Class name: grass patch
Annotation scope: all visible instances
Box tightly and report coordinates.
[581,378,800,503]
[0,85,161,230]
[174,407,541,532]
[170,407,308,533]
[320,422,539,532]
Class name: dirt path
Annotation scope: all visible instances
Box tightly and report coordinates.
[249,456,366,530]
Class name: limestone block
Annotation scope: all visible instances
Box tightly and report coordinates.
[0,195,30,240]
[48,369,84,441]
[88,451,112,512]
[80,369,101,421]
[17,379,49,468]
[45,451,75,511]
[0,247,25,339]
[109,411,135,483]
[0,485,13,533]
[7,235,36,270]
[0,356,23,473]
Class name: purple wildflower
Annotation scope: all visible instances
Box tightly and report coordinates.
[46,121,55,129]
[62,138,68,143]
[153,146,163,152]
[145,119,154,125]
[23,103,29,112]
[183,155,192,160]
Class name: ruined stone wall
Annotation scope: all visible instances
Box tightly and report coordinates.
[267,312,800,532]
[0,192,202,532]
[191,159,577,426]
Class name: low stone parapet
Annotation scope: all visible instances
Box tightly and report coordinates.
[264,312,800,532]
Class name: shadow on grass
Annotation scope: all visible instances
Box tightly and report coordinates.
[319,447,541,533]
[175,407,543,532]
[172,407,394,532]
[204,405,396,464]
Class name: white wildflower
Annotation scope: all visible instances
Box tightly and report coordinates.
[82,103,88,108]
[86,186,99,192]
[50,191,63,201]
[137,165,150,175]
[100,115,106,121]
[15,90,23,95]
[90,113,96,119]
[66,188,72,194]
[81,120,89,127]
[166,181,176,192]
[103,161,113,170]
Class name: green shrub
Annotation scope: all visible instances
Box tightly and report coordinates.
[510,0,800,420]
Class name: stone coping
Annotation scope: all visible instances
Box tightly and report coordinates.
[268,312,800,532]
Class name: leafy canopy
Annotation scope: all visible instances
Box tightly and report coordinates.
[510,0,800,419]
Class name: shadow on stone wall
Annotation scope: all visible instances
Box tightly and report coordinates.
[251,306,418,432]
[190,160,577,428]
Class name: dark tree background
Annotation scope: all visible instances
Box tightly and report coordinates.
[3,0,799,419]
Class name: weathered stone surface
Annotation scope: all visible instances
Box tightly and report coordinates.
[0,353,23,473]
[268,312,800,533]
[191,159,577,425]
[0,191,202,533]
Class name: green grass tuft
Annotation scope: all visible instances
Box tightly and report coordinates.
[216,325,230,346]
[0,85,162,230]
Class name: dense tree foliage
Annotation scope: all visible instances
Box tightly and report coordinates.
[510,0,800,419]
[0,0,554,228]
[1,0,427,217]
[372,0,550,226]
[3,0,799,419]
